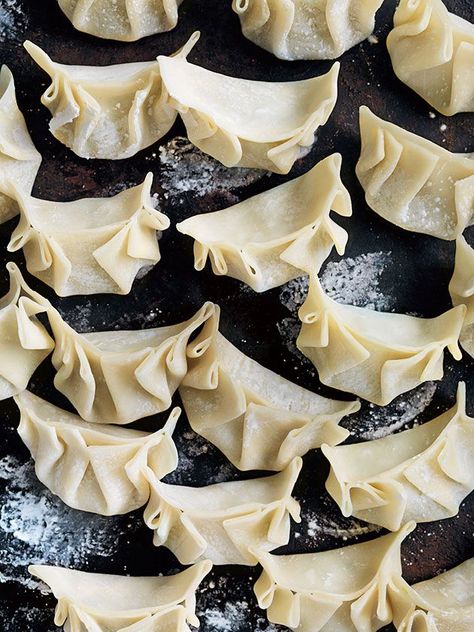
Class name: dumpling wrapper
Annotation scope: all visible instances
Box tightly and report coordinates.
[58,0,185,41]
[396,559,474,632]
[387,0,474,116]
[252,522,416,632]
[16,390,180,516]
[143,457,302,565]
[23,36,198,160]
[8,172,169,296]
[46,301,218,424]
[322,382,474,531]
[0,262,54,401]
[177,153,351,292]
[0,65,42,224]
[180,326,359,471]
[29,560,212,632]
[356,107,474,240]
[449,235,474,359]
[158,35,339,174]
[233,0,384,60]
[294,273,465,405]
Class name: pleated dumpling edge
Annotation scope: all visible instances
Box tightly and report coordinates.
[450,234,474,359]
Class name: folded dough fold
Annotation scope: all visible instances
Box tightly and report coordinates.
[180,326,359,471]
[0,65,42,225]
[143,457,302,565]
[16,390,180,515]
[8,173,169,296]
[158,37,339,174]
[47,301,218,424]
[177,153,351,292]
[387,0,474,116]
[58,0,184,41]
[356,107,474,240]
[0,262,54,401]
[253,522,416,632]
[233,0,384,60]
[23,37,198,159]
[295,273,465,405]
[449,235,474,358]
[323,382,474,531]
[28,560,212,632]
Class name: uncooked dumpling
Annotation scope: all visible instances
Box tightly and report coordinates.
[158,36,339,173]
[253,522,416,632]
[0,65,42,225]
[177,153,352,291]
[449,235,474,358]
[356,107,474,240]
[143,457,302,565]
[8,173,169,296]
[295,273,465,405]
[323,382,474,531]
[180,328,359,471]
[29,560,212,632]
[46,301,217,424]
[387,0,474,116]
[23,37,198,159]
[233,0,384,60]
[0,262,54,401]
[58,0,185,41]
[16,390,180,515]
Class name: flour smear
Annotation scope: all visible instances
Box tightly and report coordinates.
[0,0,28,41]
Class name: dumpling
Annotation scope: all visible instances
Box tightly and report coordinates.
[143,457,302,565]
[253,521,416,632]
[396,559,474,632]
[0,262,54,401]
[7,173,169,296]
[177,153,352,292]
[57,0,184,41]
[28,560,212,632]
[0,65,42,225]
[233,0,384,60]
[387,0,474,116]
[295,274,465,405]
[356,107,474,240]
[46,301,218,424]
[15,390,180,515]
[449,235,474,359]
[158,38,339,174]
[322,382,474,531]
[23,36,197,160]
[180,328,359,471]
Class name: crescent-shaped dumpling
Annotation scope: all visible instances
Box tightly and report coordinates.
[449,234,474,359]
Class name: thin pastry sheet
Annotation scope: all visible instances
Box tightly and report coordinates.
[322,382,474,531]
[177,153,351,292]
[16,390,180,515]
[233,0,384,60]
[0,65,42,225]
[356,107,474,240]
[46,301,218,424]
[8,173,169,296]
[23,38,196,160]
[58,0,185,41]
[253,522,416,632]
[158,36,339,174]
[449,235,474,359]
[143,457,302,565]
[180,327,359,471]
[295,273,465,405]
[387,0,474,116]
[28,560,212,632]
[0,262,54,401]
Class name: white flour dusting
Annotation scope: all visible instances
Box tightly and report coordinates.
[0,0,28,41]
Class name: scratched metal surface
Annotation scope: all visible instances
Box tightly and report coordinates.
[0,0,473,630]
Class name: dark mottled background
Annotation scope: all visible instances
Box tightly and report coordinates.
[0,0,473,630]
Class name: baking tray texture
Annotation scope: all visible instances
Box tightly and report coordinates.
[0,0,473,630]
